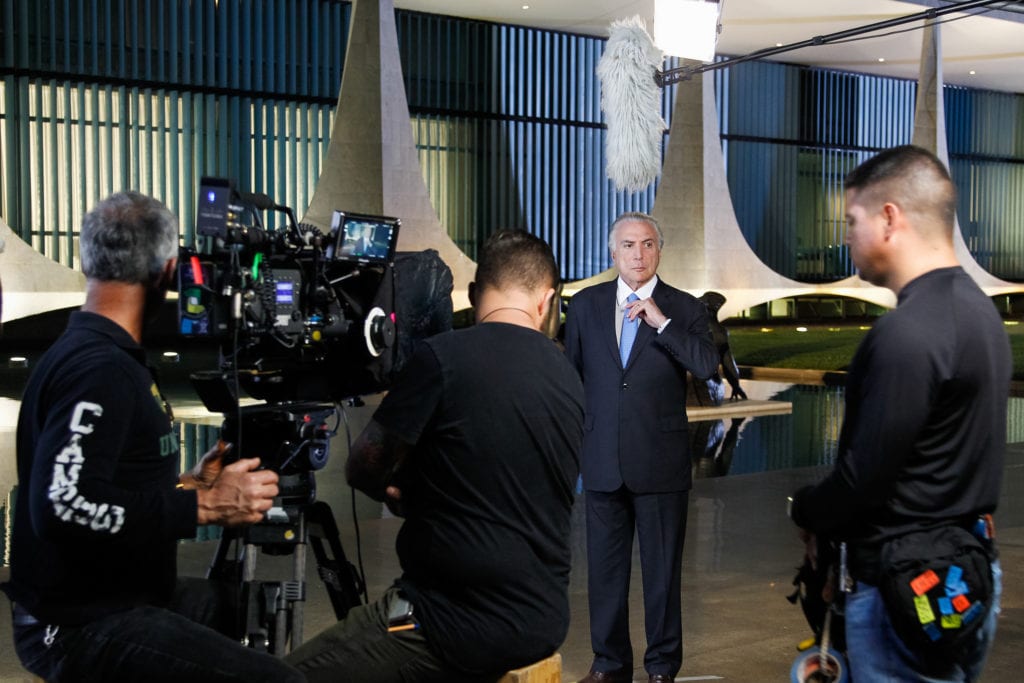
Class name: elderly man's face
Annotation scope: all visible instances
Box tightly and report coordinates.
[611,219,661,291]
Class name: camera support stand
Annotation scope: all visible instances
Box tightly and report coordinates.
[208,478,364,655]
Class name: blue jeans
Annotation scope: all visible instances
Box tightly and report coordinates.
[844,561,1001,682]
[12,578,304,683]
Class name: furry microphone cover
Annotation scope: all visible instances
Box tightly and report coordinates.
[597,16,665,193]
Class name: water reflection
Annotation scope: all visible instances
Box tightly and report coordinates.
[691,384,847,479]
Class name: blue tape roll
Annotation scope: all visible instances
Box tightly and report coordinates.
[790,648,850,683]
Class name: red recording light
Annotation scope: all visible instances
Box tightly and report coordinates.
[190,255,204,285]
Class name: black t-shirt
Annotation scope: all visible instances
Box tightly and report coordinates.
[792,267,1012,545]
[4,312,197,624]
[376,322,584,675]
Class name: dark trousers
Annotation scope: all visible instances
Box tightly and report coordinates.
[585,487,689,677]
[285,584,495,683]
[12,578,304,683]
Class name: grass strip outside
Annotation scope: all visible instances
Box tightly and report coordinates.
[727,323,1024,381]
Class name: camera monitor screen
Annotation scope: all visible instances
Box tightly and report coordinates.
[331,211,400,264]
[196,177,233,239]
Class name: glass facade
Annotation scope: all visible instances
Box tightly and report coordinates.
[717,61,1024,283]
[0,0,346,250]
[396,11,665,279]
[716,63,918,282]
[947,86,1024,281]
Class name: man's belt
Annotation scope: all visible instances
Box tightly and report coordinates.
[847,543,882,585]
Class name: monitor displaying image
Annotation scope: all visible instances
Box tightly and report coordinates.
[196,177,233,239]
[330,211,400,264]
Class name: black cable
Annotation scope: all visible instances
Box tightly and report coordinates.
[658,0,1018,85]
[340,402,370,603]
[823,1,1015,46]
[230,248,243,462]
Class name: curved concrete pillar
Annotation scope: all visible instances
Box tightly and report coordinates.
[655,69,896,317]
[0,216,85,324]
[913,19,1020,298]
[300,0,475,309]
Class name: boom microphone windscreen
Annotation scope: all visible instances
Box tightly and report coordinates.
[597,16,666,193]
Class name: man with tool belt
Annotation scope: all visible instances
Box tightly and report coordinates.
[789,145,1011,682]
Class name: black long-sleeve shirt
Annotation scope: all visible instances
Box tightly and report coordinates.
[3,312,198,624]
[792,267,1011,546]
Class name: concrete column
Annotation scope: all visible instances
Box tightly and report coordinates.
[0,216,85,324]
[912,19,1017,295]
[301,0,475,308]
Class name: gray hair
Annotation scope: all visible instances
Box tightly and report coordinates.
[608,211,664,251]
[80,191,179,283]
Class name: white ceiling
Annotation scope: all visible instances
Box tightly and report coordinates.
[394,0,1024,93]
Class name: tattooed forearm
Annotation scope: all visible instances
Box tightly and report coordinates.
[345,420,410,501]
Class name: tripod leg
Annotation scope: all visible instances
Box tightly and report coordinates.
[291,534,306,648]
[307,501,365,620]
[263,509,308,655]
[273,594,288,655]
[206,529,242,582]
[240,542,272,652]
[208,500,349,655]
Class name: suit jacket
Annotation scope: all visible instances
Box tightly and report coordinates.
[564,279,718,493]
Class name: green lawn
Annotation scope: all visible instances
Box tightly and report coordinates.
[727,322,1024,381]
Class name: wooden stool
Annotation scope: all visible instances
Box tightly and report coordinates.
[499,652,562,683]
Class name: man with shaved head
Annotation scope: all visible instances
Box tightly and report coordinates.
[790,145,1011,682]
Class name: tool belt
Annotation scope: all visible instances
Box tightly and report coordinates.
[859,516,997,665]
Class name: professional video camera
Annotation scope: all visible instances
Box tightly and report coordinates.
[175,177,426,655]
[177,177,402,409]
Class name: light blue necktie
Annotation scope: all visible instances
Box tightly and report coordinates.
[619,293,639,367]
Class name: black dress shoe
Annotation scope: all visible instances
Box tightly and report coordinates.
[577,670,631,683]
[648,675,674,683]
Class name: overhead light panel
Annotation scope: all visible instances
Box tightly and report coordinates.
[654,0,724,63]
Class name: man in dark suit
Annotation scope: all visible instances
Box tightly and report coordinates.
[564,212,718,683]
[354,230,375,257]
